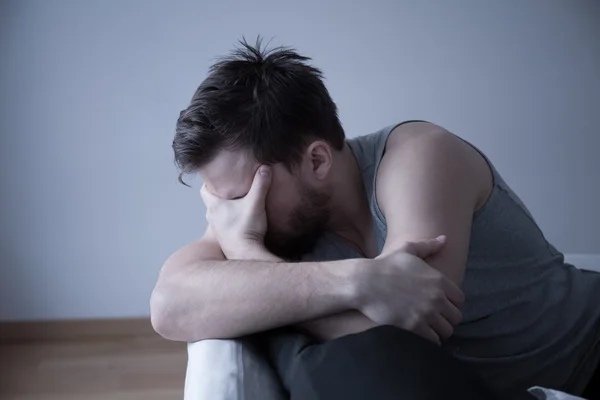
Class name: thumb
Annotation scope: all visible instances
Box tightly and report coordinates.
[399,235,446,259]
[246,165,272,207]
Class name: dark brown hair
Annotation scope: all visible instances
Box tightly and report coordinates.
[173,38,345,185]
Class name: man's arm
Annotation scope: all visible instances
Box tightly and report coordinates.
[378,122,493,285]
[295,123,489,342]
[151,228,456,343]
[151,165,463,343]
[150,227,359,342]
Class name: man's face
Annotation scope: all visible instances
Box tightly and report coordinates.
[200,149,331,259]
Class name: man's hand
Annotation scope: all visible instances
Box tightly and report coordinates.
[200,166,272,259]
[353,236,464,344]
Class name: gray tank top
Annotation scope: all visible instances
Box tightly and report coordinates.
[301,122,600,399]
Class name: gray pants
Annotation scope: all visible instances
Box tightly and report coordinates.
[254,325,500,400]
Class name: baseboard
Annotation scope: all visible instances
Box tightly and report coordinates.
[565,253,600,272]
[0,317,156,343]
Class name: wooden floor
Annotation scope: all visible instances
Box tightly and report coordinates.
[0,335,187,400]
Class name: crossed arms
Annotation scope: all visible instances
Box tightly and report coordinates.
[150,122,492,343]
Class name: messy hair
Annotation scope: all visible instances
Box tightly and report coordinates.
[173,37,345,185]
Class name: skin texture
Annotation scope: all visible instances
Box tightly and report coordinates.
[151,121,490,343]
[378,122,493,285]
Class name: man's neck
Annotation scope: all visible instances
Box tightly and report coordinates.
[327,142,376,257]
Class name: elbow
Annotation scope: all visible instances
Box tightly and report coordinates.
[150,286,189,342]
[150,288,176,340]
[150,284,213,342]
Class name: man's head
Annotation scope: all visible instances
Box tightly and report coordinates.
[173,38,345,258]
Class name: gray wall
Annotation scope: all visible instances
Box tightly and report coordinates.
[1,0,599,321]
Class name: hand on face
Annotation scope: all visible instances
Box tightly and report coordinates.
[200,165,272,259]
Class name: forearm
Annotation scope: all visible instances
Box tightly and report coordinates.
[242,248,379,341]
[151,246,360,342]
[246,250,378,341]
[296,310,378,341]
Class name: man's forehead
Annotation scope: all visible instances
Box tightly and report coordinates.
[201,149,258,199]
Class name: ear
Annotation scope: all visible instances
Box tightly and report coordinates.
[303,141,333,181]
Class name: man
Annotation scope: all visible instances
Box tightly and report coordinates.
[151,40,600,399]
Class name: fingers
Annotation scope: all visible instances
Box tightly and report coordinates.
[416,325,441,345]
[399,235,446,259]
[246,165,272,207]
[430,314,455,340]
[442,278,465,308]
[441,298,463,326]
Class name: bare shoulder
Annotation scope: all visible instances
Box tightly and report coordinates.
[381,121,493,209]
[387,122,479,161]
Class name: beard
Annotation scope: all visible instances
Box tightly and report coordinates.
[263,184,331,261]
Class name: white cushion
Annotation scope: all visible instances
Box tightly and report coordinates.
[184,339,285,400]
